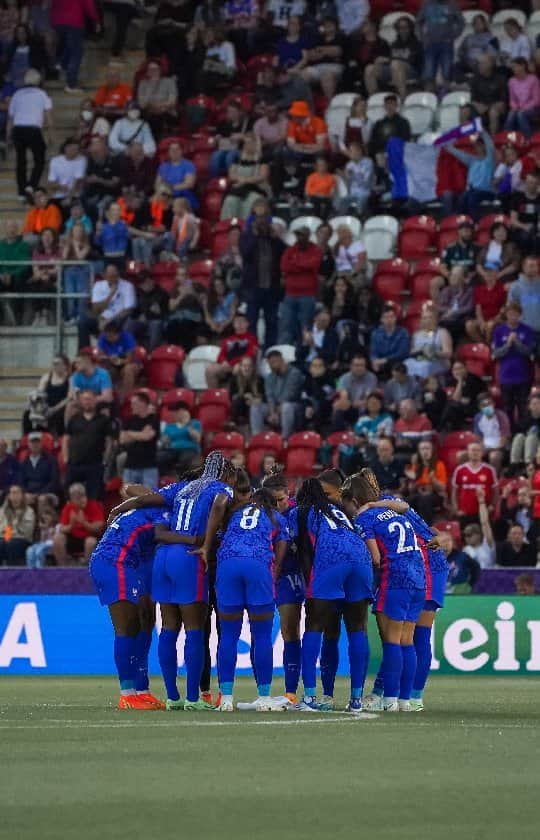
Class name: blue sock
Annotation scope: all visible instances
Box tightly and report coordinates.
[382,642,402,699]
[250,639,257,684]
[158,629,179,701]
[114,635,137,692]
[320,636,339,697]
[134,630,152,692]
[250,617,274,696]
[399,644,417,701]
[302,630,322,697]
[185,629,205,703]
[347,630,369,700]
[373,665,384,696]
[283,640,301,694]
[412,624,433,699]
[217,617,242,696]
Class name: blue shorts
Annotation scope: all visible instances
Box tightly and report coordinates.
[374,586,425,622]
[275,571,306,607]
[307,561,373,602]
[425,568,447,610]
[216,557,274,611]
[90,550,147,607]
[152,544,208,605]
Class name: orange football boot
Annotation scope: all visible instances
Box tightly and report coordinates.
[136,692,166,710]
[201,691,213,705]
[117,694,157,710]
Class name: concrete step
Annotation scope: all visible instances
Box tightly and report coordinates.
[0,421,21,440]
[0,366,47,378]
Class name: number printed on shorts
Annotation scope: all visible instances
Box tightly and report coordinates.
[388,520,420,554]
[239,507,261,530]
[176,498,195,531]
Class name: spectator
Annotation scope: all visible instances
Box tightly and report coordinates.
[368,93,411,159]
[47,137,87,207]
[338,140,374,215]
[19,431,60,504]
[365,16,422,99]
[64,200,93,236]
[315,222,335,283]
[394,398,433,454]
[136,60,178,137]
[466,260,508,343]
[477,222,520,285]
[239,213,285,348]
[505,58,540,138]
[52,482,104,565]
[220,134,272,221]
[440,218,478,279]
[351,20,390,98]
[323,274,356,325]
[509,171,540,254]
[300,356,336,431]
[470,54,507,136]
[492,301,535,429]
[442,358,484,430]
[300,15,345,101]
[422,373,447,429]
[333,224,367,282]
[164,269,207,351]
[0,484,35,565]
[406,439,447,524]
[75,98,110,149]
[26,227,61,326]
[158,401,202,470]
[96,320,139,397]
[253,102,288,158]
[5,23,47,89]
[446,130,496,218]
[209,99,248,178]
[456,13,496,77]
[0,219,30,325]
[22,188,63,245]
[473,394,511,472]
[279,226,322,344]
[252,348,304,438]
[93,62,132,119]
[343,96,372,148]
[68,350,114,416]
[304,155,336,221]
[463,490,496,570]
[332,354,378,430]
[25,505,57,569]
[34,354,71,436]
[95,201,129,269]
[168,197,199,259]
[496,523,537,567]
[274,14,308,72]
[383,362,421,414]
[435,265,474,340]
[128,269,169,350]
[285,99,328,168]
[51,0,99,93]
[63,390,113,498]
[229,355,264,428]
[368,437,406,494]
[501,484,534,540]
[354,393,393,445]
[119,391,160,486]
[297,306,338,369]
[405,305,453,380]
[6,68,52,199]
[117,141,157,196]
[417,0,464,92]
[205,306,258,387]
[156,140,198,210]
[452,441,499,524]
[204,276,238,338]
[78,263,136,348]
[370,305,411,379]
[440,532,480,594]
[0,438,18,500]
[335,0,368,38]
[82,137,121,221]
[510,394,540,466]
[515,572,536,594]
[62,222,91,323]
[507,256,540,338]
[199,24,236,94]
[499,18,532,70]
[108,102,156,158]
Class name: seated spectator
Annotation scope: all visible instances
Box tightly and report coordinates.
[333,223,366,283]
[343,95,372,148]
[63,391,113,499]
[119,391,160,486]
[0,438,18,501]
[25,504,57,569]
[416,0,464,93]
[199,24,236,93]
[165,268,208,351]
[421,374,447,429]
[456,13,496,77]
[370,305,410,379]
[251,348,304,438]
[406,439,447,525]
[300,15,345,101]
[26,227,61,326]
[47,137,86,208]
[52,482,104,565]
[300,356,335,431]
[514,572,536,594]
[501,484,534,540]
[253,101,288,159]
[315,222,335,284]
[338,140,374,215]
[332,354,378,430]
[297,306,338,369]
[323,274,355,325]
[406,304,453,381]
[93,62,132,119]
[505,58,540,138]
[0,484,35,565]
[274,14,308,72]
[62,222,91,323]
[394,398,433,455]
[492,301,535,430]
[64,200,93,236]
[19,431,60,504]
[499,18,532,71]
[216,223,243,291]
[108,102,156,158]
[68,349,114,417]
[220,134,272,221]
[156,140,198,211]
[117,141,157,196]
[435,266,474,341]
[365,15,422,99]
[383,362,421,414]
[470,54,507,136]
[22,187,62,245]
[304,155,335,221]
[368,94,411,161]
[440,218,478,281]
[97,320,139,397]
[158,401,202,470]
[452,441,499,524]
[0,219,30,326]
[496,522,536,567]
[440,532,480,594]
[136,60,178,138]
[125,186,172,265]
[78,263,136,348]
[127,269,169,350]
[368,436,406,494]
[82,137,121,221]
[285,99,328,167]
[206,306,258,387]
[467,259,508,343]
[35,354,71,437]
[229,355,264,428]
[168,197,199,259]
[278,226,322,344]
[95,201,129,270]
[510,394,540,466]
[510,175,540,256]
[253,63,314,114]
[76,99,111,149]
[442,359,483,430]
[473,394,511,472]
[203,275,237,339]
[210,99,249,179]
[493,144,525,206]
[354,392,393,445]
[445,130,496,218]
[348,19,390,97]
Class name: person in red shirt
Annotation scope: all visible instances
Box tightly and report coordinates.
[393,398,433,455]
[52,482,104,565]
[279,227,322,344]
[466,260,507,342]
[205,306,258,387]
[451,441,499,524]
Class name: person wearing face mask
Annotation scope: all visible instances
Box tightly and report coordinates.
[108,102,156,158]
[473,394,511,474]
[76,100,110,150]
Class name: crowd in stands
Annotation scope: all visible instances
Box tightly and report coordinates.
[0,0,539,583]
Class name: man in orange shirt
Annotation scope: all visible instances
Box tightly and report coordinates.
[22,187,63,244]
[93,63,132,119]
[286,100,328,156]
[304,155,336,219]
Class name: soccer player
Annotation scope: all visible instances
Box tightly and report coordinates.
[291,478,373,713]
[208,486,289,711]
[89,505,169,710]
[344,473,426,713]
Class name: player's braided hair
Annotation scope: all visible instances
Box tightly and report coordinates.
[358,467,381,496]
[342,473,379,507]
[296,477,346,526]
[178,451,231,500]
[252,488,278,526]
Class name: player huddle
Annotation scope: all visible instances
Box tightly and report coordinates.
[89,451,449,714]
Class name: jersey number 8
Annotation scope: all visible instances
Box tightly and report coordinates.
[239,507,261,530]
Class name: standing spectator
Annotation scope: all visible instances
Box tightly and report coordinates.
[507,257,540,339]
[51,0,99,93]
[52,482,104,565]
[0,438,18,500]
[470,54,508,136]
[82,137,121,221]
[492,302,535,428]
[279,226,322,344]
[368,437,406,494]
[394,398,433,455]
[510,394,540,466]
[158,401,202,470]
[496,523,537,567]
[417,0,464,92]
[252,348,304,438]
[205,306,259,387]
[405,305,453,380]
[446,130,496,218]
[93,62,132,119]
[155,140,198,210]
[5,24,47,89]
[406,439,447,525]
[47,137,87,207]
[451,441,499,524]
[68,349,114,414]
[368,94,411,160]
[383,362,421,414]
[332,354,378,430]
[120,391,160,487]
[472,394,511,472]
[78,263,136,347]
[19,431,60,504]
[96,321,139,397]
[505,58,540,138]
[6,69,52,199]
[239,213,285,349]
[0,484,35,565]
[0,219,30,325]
[370,305,410,379]
[63,390,113,498]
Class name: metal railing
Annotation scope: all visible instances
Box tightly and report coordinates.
[0,260,96,352]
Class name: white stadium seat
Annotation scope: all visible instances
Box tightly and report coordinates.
[184,346,220,390]
[363,230,395,261]
[329,215,362,239]
[363,215,399,239]
[378,12,415,44]
[402,104,434,136]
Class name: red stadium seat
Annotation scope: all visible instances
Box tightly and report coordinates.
[157,136,190,163]
[192,149,212,181]
[247,432,284,475]
[402,313,422,333]
[398,230,433,261]
[285,432,322,477]
[493,131,529,153]
[151,262,177,295]
[132,346,148,365]
[373,273,407,301]
[196,389,231,432]
[185,94,217,128]
[439,214,473,233]
[456,343,493,378]
[442,431,480,450]
[325,431,354,466]
[78,345,99,361]
[211,431,245,458]
[401,215,437,242]
[200,178,229,222]
[433,519,462,546]
[475,213,509,246]
[16,432,56,462]
[189,259,215,288]
[409,272,434,299]
[145,345,186,391]
[375,258,409,280]
[412,257,442,277]
[160,387,196,421]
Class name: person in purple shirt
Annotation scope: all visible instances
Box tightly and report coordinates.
[491,301,535,429]
[156,141,199,210]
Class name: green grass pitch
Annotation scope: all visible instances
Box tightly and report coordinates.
[2,676,539,840]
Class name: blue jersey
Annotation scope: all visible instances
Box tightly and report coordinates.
[218,504,289,566]
[93,506,169,567]
[280,500,301,575]
[355,507,425,590]
[159,480,233,538]
[381,495,448,574]
[289,504,370,570]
